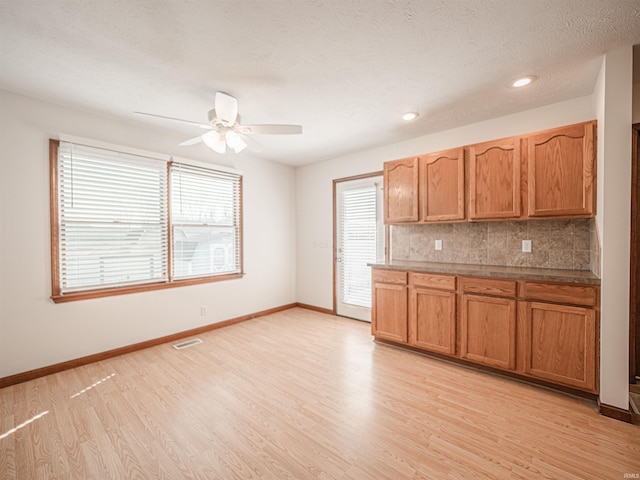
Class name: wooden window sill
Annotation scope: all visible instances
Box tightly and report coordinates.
[51,273,245,303]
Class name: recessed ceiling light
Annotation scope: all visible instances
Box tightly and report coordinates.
[509,75,537,88]
[402,111,419,121]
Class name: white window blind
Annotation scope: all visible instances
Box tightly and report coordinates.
[170,163,242,279]
[340,185,377,308]
[57,142,168,293]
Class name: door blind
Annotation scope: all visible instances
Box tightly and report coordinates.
[170,163,242,279]
[340,185,377,308]
[57,142,168,292]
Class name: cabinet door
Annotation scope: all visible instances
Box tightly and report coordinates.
[468,138,521,219]
[528,122,595,218]
[460,294,517,370]
[384,157,419,223]
[409,287,456,355]
[372,283,407,343]
[419,148,465,222]
[523,302,596,392]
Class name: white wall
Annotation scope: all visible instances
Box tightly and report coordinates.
[634,44,640,124]
[595,46,633,410]
[0,91,297,378]
[296,96,594,310]
[634,82,640,124]
[593,57,606,252]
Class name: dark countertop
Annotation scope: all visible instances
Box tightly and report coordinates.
[368,260,600,285]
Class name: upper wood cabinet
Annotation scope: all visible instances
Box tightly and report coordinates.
[384,157,419,223]
[468,137,521,220]
[527,122,596,218]
[382,120,596,224]
[419,148,465,222]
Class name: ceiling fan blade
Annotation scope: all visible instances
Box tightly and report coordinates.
[215,92,238,126]
[134,111,211,129]
[179,135,203,146]
[236,132,263,151]
[237,124,302,135]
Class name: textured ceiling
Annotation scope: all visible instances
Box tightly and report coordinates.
[1,0,639,166]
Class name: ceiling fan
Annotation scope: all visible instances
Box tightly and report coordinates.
[135,92,302,154]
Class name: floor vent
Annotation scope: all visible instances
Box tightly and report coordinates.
[173,338,203,350]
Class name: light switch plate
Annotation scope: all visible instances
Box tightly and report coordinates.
[435,239,443,251]
[522,240,532,253]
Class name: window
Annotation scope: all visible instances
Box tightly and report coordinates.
[50,139,243,303]
[170,164,242,279]
[55,142,169,292]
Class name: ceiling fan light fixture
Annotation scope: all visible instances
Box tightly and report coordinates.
[402,111,419,121]
[509,75,537,88]
[203,130,226,154]
[226,130,247,153]
[202,129,219,148]
[213,138,227,154]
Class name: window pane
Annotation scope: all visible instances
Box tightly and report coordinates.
[172,226,237,279]
[171,163,241,280]
[58,142,168,292]
[171,168,236,226]
[62,224,166,289]
[340,186,377,307]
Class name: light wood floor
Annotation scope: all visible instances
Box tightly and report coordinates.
[1,307,639,479]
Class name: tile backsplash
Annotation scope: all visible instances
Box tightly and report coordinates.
[391,219,596,271]
[589,220,601,276]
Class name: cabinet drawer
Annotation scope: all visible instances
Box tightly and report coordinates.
[409,272,456,291]
[461,277,517,297]
[372,269,407,285]
[523,282,598,307]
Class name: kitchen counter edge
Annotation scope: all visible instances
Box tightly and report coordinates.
[368,261,600,285]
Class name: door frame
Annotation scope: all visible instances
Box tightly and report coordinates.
[333,171,384,318]
[631,123,640,383]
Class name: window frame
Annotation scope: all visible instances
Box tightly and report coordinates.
[49,139,244,303]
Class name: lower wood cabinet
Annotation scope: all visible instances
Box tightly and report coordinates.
[409,281,456,355]
[371,267,599,394]
[372,270,408,343]
[521,301,596,391]
[460,293,517,370]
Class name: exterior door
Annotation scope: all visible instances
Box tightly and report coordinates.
[335,175,384,321]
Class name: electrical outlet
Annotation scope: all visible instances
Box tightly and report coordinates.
[522,240,532,253]
[200,305,207,316]
[435,239,443,251]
